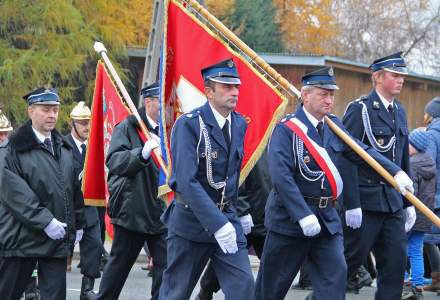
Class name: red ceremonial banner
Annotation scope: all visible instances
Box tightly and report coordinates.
[82,61,130,238]
[158,0,287,194]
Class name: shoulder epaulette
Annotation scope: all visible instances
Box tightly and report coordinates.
[184,110,200,119]
[280,113,295,123]
[350,95,367,104]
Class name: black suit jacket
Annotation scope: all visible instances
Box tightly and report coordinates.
[65,134,99,228]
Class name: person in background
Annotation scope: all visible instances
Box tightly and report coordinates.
[66,101,102,299]
[423,97,440,295]
[401,129,436,300]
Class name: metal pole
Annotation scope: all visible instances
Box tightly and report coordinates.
[139,0,165,106]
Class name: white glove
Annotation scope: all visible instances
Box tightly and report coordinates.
[405,206,416,232]
[44,218,67,240]
[141,139,159,160]
[75,229,84,245]
[239,214,254,235]
[394,171,414,196]
[345,208,362,229]
[214,222,238,254]
[298,214,321,237]
[150,133,160,144]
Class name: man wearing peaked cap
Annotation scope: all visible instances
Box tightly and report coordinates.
[254,67,410,300]
[158,58,254,300]
[0,109,13,144]
[0,87,84,300]
[64,101,102,299]
[341,52,415,297]
[94,81,167,300]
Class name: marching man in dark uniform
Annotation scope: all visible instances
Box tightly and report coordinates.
[254,67,414,300]
[196,151,271,300]
[0,87,84,300]
[95,82,167,300]
[65,102,102,299]
[158,58,255,300]
[342,52,416,299]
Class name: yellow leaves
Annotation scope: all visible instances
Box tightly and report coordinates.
[273,0,338,54]
[74,0,152,48]
[205,0,235,19]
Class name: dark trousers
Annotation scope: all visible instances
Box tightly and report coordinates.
[255,230,347,300]
[97,207,106,245]
[0,257,66,300]
[96,225,167,300]
[199,233,265,294]
[344,209,407,300]
[158,232,255,300]
[79,221,102,278]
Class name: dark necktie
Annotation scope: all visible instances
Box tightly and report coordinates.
[388,104,395,122]
[316,121,324,140]
[43,138,54,155]
[152,126,159,135]
[81,143,87,160]
[222,119,231,150]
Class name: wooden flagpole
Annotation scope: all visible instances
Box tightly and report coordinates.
[94,42,168,176]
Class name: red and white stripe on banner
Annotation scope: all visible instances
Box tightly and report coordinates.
[284,118,343,199]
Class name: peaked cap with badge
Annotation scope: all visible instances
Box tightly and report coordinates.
[23,87,60,105]
[369,51,408,75]
[141,81,160,98]
[201,58,241,85]
[302,67,339,90]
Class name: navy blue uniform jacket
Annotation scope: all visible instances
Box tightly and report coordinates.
[342,90,410,212]
[161,102,247,243]
[265,106,400,237]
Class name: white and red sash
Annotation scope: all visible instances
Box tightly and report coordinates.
[284,117,343,199]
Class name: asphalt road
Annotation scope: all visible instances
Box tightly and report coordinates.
[66,256,439,299]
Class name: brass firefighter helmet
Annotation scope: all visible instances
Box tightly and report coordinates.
[70,101,91,120]
[0,110,12,132]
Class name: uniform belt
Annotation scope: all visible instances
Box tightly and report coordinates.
[360,177,387,185]
[174,193,230,211]
[303,196,335,208]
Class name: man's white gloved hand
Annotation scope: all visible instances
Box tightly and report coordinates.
[239,214,254,235]
[214,222,238,254]
[75,229,84,245]
[141,139,160,160]
[345,208,363,229]
[405,206,416,232]
[44,218,67,240]
[298,214,321,237]
[150,133,160,144]
[394,171,414,196]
